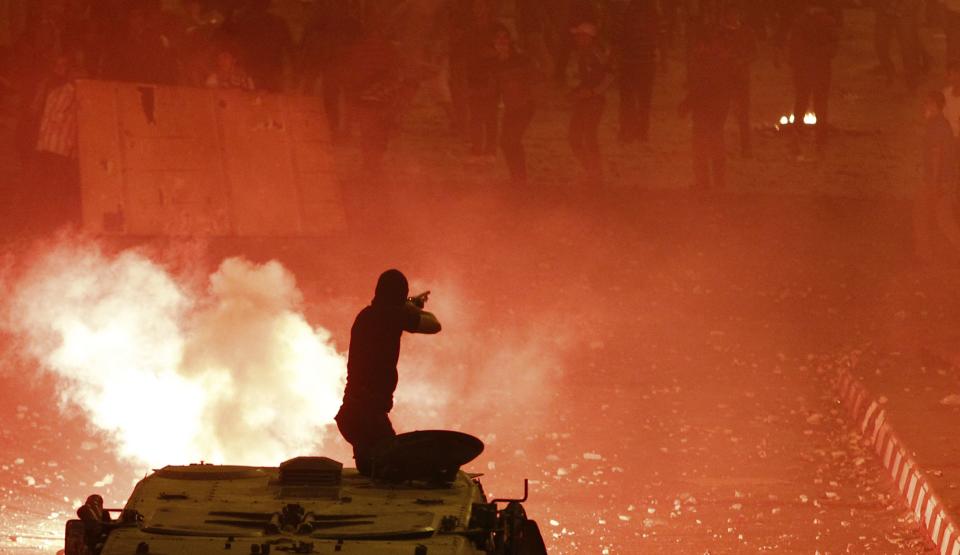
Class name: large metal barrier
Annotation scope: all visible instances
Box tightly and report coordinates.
[76,80,345,236]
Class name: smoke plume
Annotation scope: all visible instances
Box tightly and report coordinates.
[2,240,346,468]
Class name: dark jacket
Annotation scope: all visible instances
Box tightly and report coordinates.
[788,9,839,73]
[683,29,734,126]
[343,302,420,412]
[925,114,959,188]
[613,1,661,67]
[497,50,536,110]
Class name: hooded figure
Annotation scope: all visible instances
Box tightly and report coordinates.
[77,494,112,551]
[335,269,441,475]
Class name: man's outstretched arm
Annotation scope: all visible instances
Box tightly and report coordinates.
[407,301,441,334]
[416,309,441,334]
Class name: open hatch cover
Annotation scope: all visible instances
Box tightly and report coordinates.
[371,430,484,484]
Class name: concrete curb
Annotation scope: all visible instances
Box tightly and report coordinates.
[836,369,959,555]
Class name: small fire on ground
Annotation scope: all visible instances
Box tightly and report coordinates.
[777,112,818,127]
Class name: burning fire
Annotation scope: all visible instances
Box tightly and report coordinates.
[778,112,818,126]
[3,241,347,468]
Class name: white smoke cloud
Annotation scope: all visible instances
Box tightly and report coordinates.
[392,278,570,433]
[3,240,346,468]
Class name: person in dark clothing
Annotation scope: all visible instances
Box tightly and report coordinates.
[298,0,363,143]
[101,5,176,84]
[494,27,537,183]
[516,0,553,74]
[569,22,613,183]
[946,1,960,65]
[874,0,924,89]
[221,0,292,92]
[23,51,84,230]
[10,0,67,88]
[174,0,225,86]
[76,494,113,553]
[717,4,757,157]
[680,25,733,191]
[205,44,255,90]
[86,0,129,78]
[12,0,70,163]
[874,1,899,82]
[336,270,442,476]
[787,1,839,153]
[614,0,661,144]
[552,0,599,84]
[447,0,476,134]
[342,18,409,172]
[462,1,501,157]
[914,90,960,262]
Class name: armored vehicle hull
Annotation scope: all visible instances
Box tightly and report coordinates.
[65,434,546,554]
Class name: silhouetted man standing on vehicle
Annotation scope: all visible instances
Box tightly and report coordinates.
[335,270,442,476]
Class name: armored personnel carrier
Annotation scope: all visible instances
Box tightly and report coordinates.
[64,431,547,554]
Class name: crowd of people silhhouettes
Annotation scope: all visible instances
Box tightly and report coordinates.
[4,0,960,249]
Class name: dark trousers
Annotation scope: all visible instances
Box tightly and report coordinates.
[948,10,960,65]
[569,96,605,176]
[875,9,922,87]
[692,116,726,190]
[335,404,396,476]
[500,103,535,181]
[793,66,831,148]
[731,76,752,155]
[469,92,499,155]
[914,180,960,262]
[619,62,656,143]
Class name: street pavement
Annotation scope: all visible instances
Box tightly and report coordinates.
[829,266,960,553]
[0,193,936,554]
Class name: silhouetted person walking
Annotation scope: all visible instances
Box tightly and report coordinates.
[914,90,960,263]
[32,53,82,227]
[335,270,441,476]
[298,0,363,143]
[222,0,292,92]
[568,22,613,183]
[681,24,733,191]
[786,1,838,154]
[463,0,501,157]
[343,14,407,173]
[552,0,599,84]
[495,28,536,183]
[717,4,757,157]
[946,0,960,65]
[614,0,660,144]
[516,0,552,74]
[874,0,924,89]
